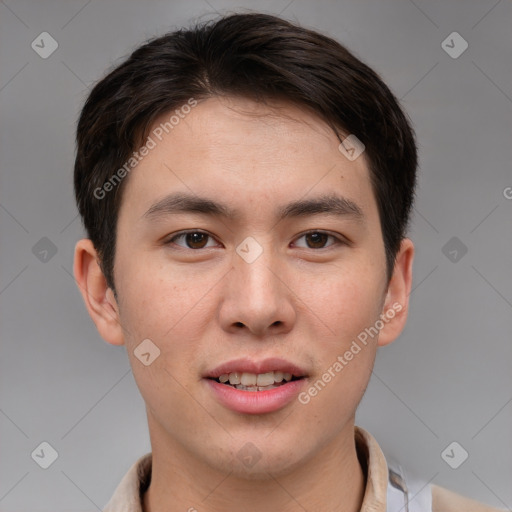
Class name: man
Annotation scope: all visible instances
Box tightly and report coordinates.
[73,12,502,512]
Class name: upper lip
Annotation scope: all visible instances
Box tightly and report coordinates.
[204,357,307,379]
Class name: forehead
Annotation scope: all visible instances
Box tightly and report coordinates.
[158,96,348,168]
[118,96,376,224]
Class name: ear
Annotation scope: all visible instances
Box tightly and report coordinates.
[377,238,414,347]
[73,238,125,346]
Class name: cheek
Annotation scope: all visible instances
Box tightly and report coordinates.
[117,256,217,340]
[114,258,223,406]
[296,273,380,430]
[296,260,383,404]
[115,261,213,427]
[305,261,385,346]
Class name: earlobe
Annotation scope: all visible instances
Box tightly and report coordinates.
[73,239,125,346]
[377,238,414,347]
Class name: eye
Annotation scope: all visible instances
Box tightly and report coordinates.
[165,230,219,249]
[293,231,343,249]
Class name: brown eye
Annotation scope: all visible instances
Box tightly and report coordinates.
[305,232,329,248]
[294,231,341,249]
[185,232,209,248]
[167,231,217,249]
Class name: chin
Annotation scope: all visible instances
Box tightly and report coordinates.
[205,441,308,480]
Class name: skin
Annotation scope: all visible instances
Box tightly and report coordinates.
[74,96,414,512]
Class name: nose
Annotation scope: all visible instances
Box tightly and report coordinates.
[218,247,296,338]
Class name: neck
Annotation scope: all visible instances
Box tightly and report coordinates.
[143,418,366,512]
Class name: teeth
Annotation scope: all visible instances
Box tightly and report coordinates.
[236,384,281,392]
[221,371,298,386]
[228,372,241,385]
[241,373,257,386]
[256,372,275,387]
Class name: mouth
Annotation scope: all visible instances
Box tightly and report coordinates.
[204,358,308,414]
[208,371,304,392]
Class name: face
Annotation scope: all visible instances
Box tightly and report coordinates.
[79,96,412,479]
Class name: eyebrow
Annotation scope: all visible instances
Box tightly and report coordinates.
[142,192,364,222]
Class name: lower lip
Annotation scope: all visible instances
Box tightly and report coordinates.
[205,378,306,414]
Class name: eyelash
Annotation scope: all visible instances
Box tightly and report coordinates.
[164,230,347,250]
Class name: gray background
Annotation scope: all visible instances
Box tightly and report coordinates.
[0,0,511,510]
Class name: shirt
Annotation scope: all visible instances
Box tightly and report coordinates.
[103,426,503,512]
